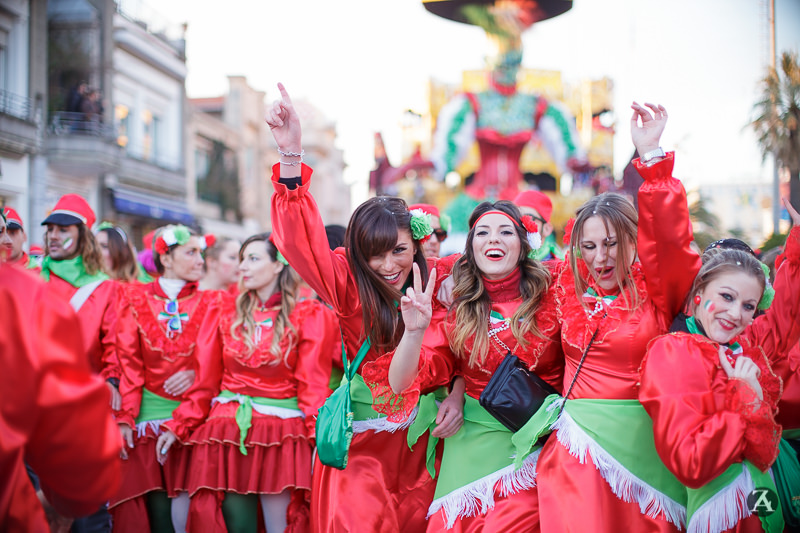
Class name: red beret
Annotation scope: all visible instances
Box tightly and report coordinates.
[41,194,96,229]
[2,207,23,230]
[513,191,553,223]
[409,203,440,218]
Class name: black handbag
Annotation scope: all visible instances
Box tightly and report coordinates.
[479,352,558,432]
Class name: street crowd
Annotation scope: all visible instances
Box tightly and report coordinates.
[2,83,800,533]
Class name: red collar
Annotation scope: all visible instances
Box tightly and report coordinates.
[482,268,521,303]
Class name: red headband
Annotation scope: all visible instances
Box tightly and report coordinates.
[472,210,519,229]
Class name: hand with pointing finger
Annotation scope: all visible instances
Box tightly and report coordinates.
[266,82,303,155]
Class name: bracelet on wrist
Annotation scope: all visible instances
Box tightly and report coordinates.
[280,158,302,166]
[278,148,304,158]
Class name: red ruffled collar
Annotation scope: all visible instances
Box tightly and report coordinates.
[258,292,282,310]
[482,268,521,303]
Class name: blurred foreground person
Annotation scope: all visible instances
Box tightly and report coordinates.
[0,264,121,532]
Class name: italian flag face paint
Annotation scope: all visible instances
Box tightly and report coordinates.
[704,300,714,312]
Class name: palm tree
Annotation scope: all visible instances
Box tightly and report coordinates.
[751,51,800,219]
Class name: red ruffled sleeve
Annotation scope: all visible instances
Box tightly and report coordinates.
[635,152,701,318]
[640,333,779,487]
[742,226,800,363]
[116,283,146,428]
[293,300,337,438]
[163,292,225,440]
[362,304,457,422]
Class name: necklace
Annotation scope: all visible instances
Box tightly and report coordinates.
[487,310,518,356]
[584,287,617,319]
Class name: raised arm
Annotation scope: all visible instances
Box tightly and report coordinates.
[267,83,358,314]
[632,102,701,317]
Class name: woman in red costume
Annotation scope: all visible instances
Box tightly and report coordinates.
[267,83,463,532]
[534,102,702,532]
[110,224,224,533]
[640,207,800,533]
[367,200,561,532]
[186,232,336,533]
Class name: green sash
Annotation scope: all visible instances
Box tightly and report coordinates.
[687,461,783,533]
[557,398,687,527]
[404,386,450,478]
[135,388,181,424]
[40,255,108,287]
[783,428,800,441]
[217,390,300,455]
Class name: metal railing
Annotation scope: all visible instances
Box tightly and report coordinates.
[50,111,116,138]
[0,89,32,121]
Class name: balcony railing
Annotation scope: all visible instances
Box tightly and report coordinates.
[0,90,33,121]
[50,111,117,138]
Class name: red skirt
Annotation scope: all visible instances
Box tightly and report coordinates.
[536,434,681,533]
[109,424,190,508]
[185,402,314,495]
[310,427,438,533]
[425,486,540,533]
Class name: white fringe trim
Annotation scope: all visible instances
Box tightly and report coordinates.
[553,411,687,529]
[136,418,171,438]
[427,449,540,529]
[212,395,304,419]
[687,464,753,533]
[352,406,418,435]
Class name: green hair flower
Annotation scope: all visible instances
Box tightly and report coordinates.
[409,209,434,241]
[172,225,191,245]
[439,212,452,233]
[97,221,115,231]
[276,249,289,266]
[757,262,774,310]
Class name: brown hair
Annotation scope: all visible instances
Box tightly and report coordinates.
[568,193,641,309]
[99,226,140,282]
[685,248,766,315]
[231,233,300,364]
[345,196,428,353]
[449,200,551,367]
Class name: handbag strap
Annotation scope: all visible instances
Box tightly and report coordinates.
[342,333,372,382]
[558,311,606,417]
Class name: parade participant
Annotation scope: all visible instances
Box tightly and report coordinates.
[2,206,33,267]
[110,224,224,533]
[40,194,121,406]
[0,264,121,532]
[367,199,561,531]
[267,83,463,533]
[199,237,241,294]
[187,233,336,533]
[96,223,143,283]
[513,190,564,261]
[409,203,450,259]
[533,102,701,532]
[640,206,800,533]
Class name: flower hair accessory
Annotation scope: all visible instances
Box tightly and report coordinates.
[154,225,192,255]
[276,250,289,266]
[439,212,452,233]
[409,209,434,241]
[200,234,216,251]
[563,218,576,246]
[757,262,774,310]
[521,215,542,250]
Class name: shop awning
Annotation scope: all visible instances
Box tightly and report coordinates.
[112,187,194,225]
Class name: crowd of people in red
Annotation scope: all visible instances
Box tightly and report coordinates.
[1,83,799,533]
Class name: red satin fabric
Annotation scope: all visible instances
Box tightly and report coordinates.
[537,153,700,532]
[114,281,225,438]
[310,429,438,533]
[775,344,800,430]
[271,164,440,529]
[45,273,120,379]
[0,265,121,531]
[426,487,540,533]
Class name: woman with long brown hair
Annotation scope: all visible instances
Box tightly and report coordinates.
[371,199,562,531]
[95,223,143,283]
[267,83,463,532]
[186,232,336,533]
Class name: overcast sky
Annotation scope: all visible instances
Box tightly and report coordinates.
[159,0,800,204]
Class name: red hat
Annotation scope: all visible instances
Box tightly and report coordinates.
[409,203,440,218]
[41,194,96,229]
[514,190,553,223]
[29,244,44,255]
[2,207,23,230]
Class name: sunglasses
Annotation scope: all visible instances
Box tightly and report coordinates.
[433,229,448,242]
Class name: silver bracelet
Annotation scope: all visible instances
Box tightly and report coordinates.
[277,148,304,157]
[280,158,302,166]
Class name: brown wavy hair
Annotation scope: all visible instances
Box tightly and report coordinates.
[449,201,551,368]
[568,193,641,310]
[231,233,300,364]
[345,196,428,353]
[98,226,140,282]
[44,224,103,276]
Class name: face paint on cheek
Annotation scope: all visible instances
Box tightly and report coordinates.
[62,237,74,251]
[704,300,714,312]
